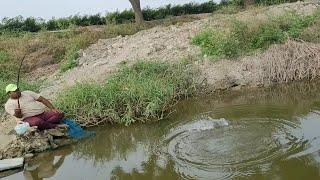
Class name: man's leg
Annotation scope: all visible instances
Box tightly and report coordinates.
[39,111,65,124]
[24,116,57,130]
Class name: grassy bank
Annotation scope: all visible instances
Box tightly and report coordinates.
[193,8,320,59]
[55,61,198,126]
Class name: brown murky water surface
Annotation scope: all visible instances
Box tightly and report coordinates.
[6,81,320,180]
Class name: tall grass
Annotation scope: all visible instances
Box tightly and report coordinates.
[192,9,320,59]
[55,61,197,126]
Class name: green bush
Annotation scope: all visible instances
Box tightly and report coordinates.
[192,28,242,58]
[56,61,197,126]
[250,24,285,49]
[105,1,218,23]
[106,10,135,24]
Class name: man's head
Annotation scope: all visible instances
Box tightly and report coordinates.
[5,84,21,99]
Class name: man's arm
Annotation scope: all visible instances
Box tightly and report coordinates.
[5,103,22,119]
[37,96,62,113]
[37,96,54,109]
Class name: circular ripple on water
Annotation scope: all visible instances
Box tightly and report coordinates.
[162,117,303,180]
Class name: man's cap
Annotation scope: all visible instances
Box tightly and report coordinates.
[5,84,18,93]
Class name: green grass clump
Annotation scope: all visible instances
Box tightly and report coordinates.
[193,9,320,59]
[59,47,78,73]
[192,28,242,58]
[56,61,197,126]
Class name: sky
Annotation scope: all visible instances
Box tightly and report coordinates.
[0,0,220,20]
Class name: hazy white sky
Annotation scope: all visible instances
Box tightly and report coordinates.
[0,0,220,20]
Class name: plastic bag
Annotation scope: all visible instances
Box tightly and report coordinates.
[14,122,30,135]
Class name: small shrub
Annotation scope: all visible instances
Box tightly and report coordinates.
[250,24,285,49]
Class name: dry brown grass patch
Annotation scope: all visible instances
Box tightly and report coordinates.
[258,39,320,83]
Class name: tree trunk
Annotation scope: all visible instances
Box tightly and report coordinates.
[243,0,255,8]
[129,0,144,24]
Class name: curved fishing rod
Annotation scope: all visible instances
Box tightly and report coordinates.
[16,54,27,109]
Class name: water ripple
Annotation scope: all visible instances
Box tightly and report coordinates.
[160,116,304,180]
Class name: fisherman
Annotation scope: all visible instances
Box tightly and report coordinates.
[4,84,67,130]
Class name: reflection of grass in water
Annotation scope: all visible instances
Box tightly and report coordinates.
[169,80,320,121]
[111,154,180,179]
[212,82,320,120]
[72,124,162,164]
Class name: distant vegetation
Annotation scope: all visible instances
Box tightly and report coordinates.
[0,1,218,33]
[193,9,320,59]
[0,0,298,34]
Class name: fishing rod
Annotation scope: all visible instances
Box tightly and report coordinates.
[16,53,27,109]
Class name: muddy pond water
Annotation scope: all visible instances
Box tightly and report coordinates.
[6,81,320,180]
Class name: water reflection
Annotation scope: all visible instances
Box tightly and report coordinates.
[7,81,320,180]
[110,155,180,180]
[23,147,72,180]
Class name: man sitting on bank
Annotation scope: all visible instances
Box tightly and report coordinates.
[4,84,67,130]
